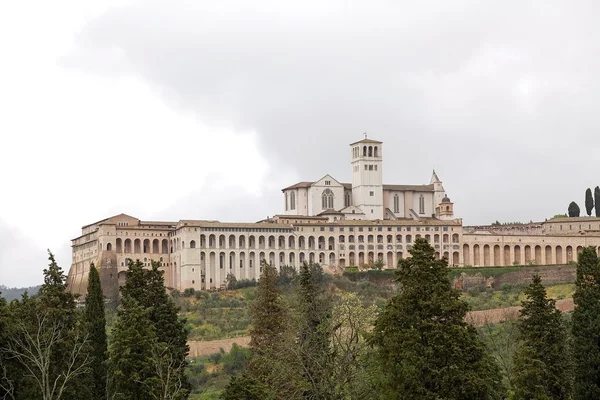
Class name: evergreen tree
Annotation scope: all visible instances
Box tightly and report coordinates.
[511,275,572,399]
[569,201,581,217]
[369,238,503,399]
[226,261,294,399]
[296,261,333,400]
[586,188,594,216]
[595,186,600,217]
[85,263,107,400]
[107,298,157,399]
[572,247,600,399]
[114,260,190,398]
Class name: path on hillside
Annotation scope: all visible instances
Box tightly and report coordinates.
[187,298,576,357]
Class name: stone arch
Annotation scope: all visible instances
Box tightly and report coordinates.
[299,236,306,249]
[363,146,367,156]
[358,252,365,266]
[219,235,226,248]
[396,234,402,242]
[374,146,379,157]
[229,235,236,248]
[452,234,459,243]
[514,245,521,265]
[161,239,168,254]
[190,240,196,249]
[289,252,296,266]
[534,245,542,265]
[308,236,316,249]
[425,234,431,243]
[124,238,132,253]
[368,146,373,157]
[239,251,246,270]
[209,234,216,248]
[493,245,500,266]
[566,246,574,263]
[268,235,275,249]
[134,239,141,253]
[328,237,335,250]
[318,236,326,250]
[329,252,335,265]
[387,251,394,268]
[483,244,490,266]
[229,251,236,269]
[349,251,355,266]
[278,251,285,266]
[556,246,563,264]
[309,252,316,263]
[576,246,584,256]
[443,251,449,260]
[116,238,122,253]
[397,251,403,260]
[463,244,470,265]
[239,235,246,248]
[443,234,449,244]
[143,239,150,253]
[473,244,480,266]
[452,251,459,266]
[200,235,206,248]
[545,245,552,264]
[106,242,112,251]
[368,251,374,264]
[248,235,256,249]
[524,245,532,264]
[152,239,159,253]
[501,245,509,266]
[299,252,306,263]
[278,236,286,249]
[258,235,266,249]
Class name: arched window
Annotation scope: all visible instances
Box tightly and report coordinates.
[419,195,425,214]
[322,189,334,210]
[363,146,367,156]
[290,191,296,210]
[344,191,351,207]
[393,194,400,213]
[368,146,373,157]
[374,146,378,157]
[106,243,112,251]
[285,192,288,211]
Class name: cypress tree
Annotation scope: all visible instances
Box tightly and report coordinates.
[595,187,600,217]
[511,275,572,399]
[296,261,333,399]
[586,188,594,216]
[107,298,156,399]
[226,261,294,400]
[572,247,600,399]
[369,238,503,399]
[115,260,190,398]
[569,202,581,217]
[85,263,107,400]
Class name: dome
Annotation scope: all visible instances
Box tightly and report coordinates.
[442,194,451,203]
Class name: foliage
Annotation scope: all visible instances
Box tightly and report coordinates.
[569,201,581,217]
[595,186,600,217]
[586,188,594,216]
[369,238,504,399]
[572,247,600,399]
[85,263,107,400]
[511,275,572,399]
[0,285,41,302]
[108,260,190,399]
[553,213,568,219]
[480,316,520,392]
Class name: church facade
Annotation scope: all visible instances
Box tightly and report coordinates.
[66,137,600,296]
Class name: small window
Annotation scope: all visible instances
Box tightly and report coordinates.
[365,165,368,171]
[370,191,374,196]
[375,165,378,171]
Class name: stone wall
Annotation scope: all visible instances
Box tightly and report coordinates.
[453,265,576,291]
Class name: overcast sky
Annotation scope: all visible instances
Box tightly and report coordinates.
[2,0,600,287]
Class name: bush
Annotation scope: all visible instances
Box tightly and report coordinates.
[184,287,196,297]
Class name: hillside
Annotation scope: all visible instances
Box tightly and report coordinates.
[0,285,41,301]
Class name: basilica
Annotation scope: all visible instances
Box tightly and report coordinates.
[66,137,600,296]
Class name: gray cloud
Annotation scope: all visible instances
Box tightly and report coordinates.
[66,0,600,225]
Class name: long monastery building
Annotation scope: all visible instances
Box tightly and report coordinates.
[67,137,600,295]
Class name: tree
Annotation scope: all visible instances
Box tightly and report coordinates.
[2,252,91,400]
[369,238,504,399]
[595,187,600,217]
[331,292,378,399]
[511,275,572,399]
[118,260,190,397]
[107,298,157,399]
[85,263,107,400]
[586,188,594,216]
[295,262,333,399]
[572,247,600,399]
[240,261,297,398]
[569,201,581,217]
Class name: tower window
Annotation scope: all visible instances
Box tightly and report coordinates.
[345,192,351,207]
[325,180,331,185]
[369,165,373,171]
[394,194,400,213]
[365,165,368,171]
[419,195,425,214]
[290,191,296,210]
[370,191,374,196]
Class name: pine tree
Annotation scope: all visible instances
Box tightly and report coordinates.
[586,188,594,216]
[511,275,572,399]
[85,263,107,400]
[107,297,157,399]
[369,238,503,399]
[595,187,600,217]
[572,247,600,399]
[569,201,581,217]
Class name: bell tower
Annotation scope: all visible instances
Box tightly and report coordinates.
[350,135,383,220]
